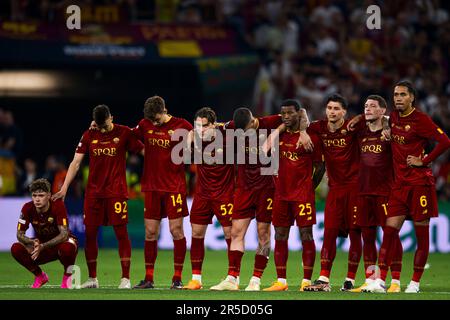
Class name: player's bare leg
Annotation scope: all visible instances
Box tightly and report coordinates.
[185,224,231,290]
[210,218,250,290]
[363,215,406,293]
[168,217,186,289]
[246,222,270,291]
[133,219,160,289]
[264,226,289,291]
[299,226,315,291]
[405,219,430,293]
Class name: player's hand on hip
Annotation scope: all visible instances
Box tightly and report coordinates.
[407,155,423,167]
[297,131,314,151]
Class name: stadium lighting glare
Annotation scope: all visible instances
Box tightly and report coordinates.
[0,71,58,91]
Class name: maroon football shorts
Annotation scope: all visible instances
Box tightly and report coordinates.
[272,192,316,228]
[190,194,233,227]
[144,191,189,220]
[84,197,129,226]
[388,185,438,222]
[356,195,389,227]
[233,187,274,223]
[32,237,78,265]
[324,185,359,236]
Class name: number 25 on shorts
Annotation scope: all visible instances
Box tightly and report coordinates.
[298,203,312,216]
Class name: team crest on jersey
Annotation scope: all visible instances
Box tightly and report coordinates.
[362,138,367,143]
[147,130,153,134]
[341,129,347,135]
[405,125,411,131]
[92,140,98,144]
[168,130,174,135]
[48,217,54,223]
[113,137,120,144]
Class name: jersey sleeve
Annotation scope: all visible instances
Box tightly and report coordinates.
[17,204,31,232]
[307,120,322,135]
[180,118,194,131]
[125,127,144,154]
[262,115,282,129]
[311,133,324,163]
[132,119,145,141]
[53,199,69,227]
[224,120,235,129]
[75,130,90,154]
[416,114,450,165]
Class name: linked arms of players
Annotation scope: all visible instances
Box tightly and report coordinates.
[263,108,313,152]
[347,115,391,140]
[312,161,326,190]
[29,226,69,260]
[52,153,85,201]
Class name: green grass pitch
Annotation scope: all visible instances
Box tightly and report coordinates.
[0,249,449,300]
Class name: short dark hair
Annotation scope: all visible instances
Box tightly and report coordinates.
[194,107,216,124]
[366,95,387,109]
[395,80,417,104]
[29,178,51,194]
[325,93,348,109]
[233,107,252,130]
[92,104,111,127]
[281,99,302,111]
[144,96,166,120]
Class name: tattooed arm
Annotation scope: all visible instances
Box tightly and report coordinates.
[31,225,69,260]
[17,230,34,247]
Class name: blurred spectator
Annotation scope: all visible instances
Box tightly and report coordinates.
[0,110,24,158]
[17,158,39,196]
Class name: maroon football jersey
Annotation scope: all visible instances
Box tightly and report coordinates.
[227,115,282,190]
[390,108,447,186]
[134,116,193,193]
[17,199,74,243]
[76,124,144,198]
[194,124,235,200]
[275,130,323,201]
[357,126,393,196]
[308,119,360,188]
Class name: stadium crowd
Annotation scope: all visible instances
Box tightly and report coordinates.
[0,0,449,200]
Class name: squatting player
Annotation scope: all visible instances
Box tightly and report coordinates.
[54,105,144,289]
[133,96,193,290]
[350,95,403,293]
[263,100,325,291]
[183,107,234,290]
[11,179,78,289]
[363,81,450,293]
[211,107,311,291]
